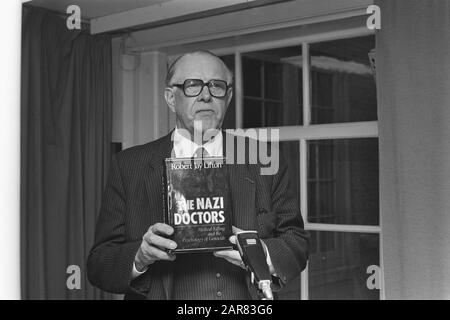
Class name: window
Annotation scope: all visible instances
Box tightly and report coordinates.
[242,46,303,128]
[310,36,377,124]
[219,33,380,300]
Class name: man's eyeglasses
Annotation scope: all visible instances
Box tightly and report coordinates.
[170,79,232,98]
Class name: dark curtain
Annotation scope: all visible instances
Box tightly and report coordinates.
[376,0,450,298]
[21,6,113,299]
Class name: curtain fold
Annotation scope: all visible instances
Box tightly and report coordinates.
[376,0,450,299]
[21,6,112,299]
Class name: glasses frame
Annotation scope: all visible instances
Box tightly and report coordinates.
[170,79,232,98]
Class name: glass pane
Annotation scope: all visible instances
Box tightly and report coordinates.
[307,139,379,225]
[243,98,262,128]
[309,232,380,300]
[243,56,261,97]
[265,61,283,100]
[242,46,303,128]
[310,35,377,124]
[265,102,283,127]
[220,54,236,129]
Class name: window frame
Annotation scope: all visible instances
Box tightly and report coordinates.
[169,21,382,300]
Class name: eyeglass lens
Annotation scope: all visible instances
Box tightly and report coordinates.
[184,79,227,97]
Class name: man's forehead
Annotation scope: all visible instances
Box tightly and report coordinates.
[173,53,228,80]
[178,52,221,66]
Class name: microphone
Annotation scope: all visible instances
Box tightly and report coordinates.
[235,231,274,300]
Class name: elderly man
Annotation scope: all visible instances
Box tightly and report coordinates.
[87,51,309,300]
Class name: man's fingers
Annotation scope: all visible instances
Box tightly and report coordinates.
[148,246,176,261]
[143,233,177,251]
[136,223,177,268]
[141,241,176,262]
[230,226,244,245]
[213,250,228,259]
[260,239,268,256]
[214,250,245,269]
[232,226,243,234]
[214,250,242,262]
[150,223,174,236]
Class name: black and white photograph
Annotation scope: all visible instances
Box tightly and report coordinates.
[0,0,449,303]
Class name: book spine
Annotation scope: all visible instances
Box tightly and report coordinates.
[162,161,170,225]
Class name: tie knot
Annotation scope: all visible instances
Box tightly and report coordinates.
[194,147,209,158]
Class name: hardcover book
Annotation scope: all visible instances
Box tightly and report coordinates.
[163,157,233,253]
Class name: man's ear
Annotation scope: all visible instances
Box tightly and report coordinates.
[164,87,176,113]
[226,87,233,107]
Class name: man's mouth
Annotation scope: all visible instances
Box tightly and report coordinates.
[195,109,215,115]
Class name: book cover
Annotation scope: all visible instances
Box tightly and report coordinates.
[163,157,233,253]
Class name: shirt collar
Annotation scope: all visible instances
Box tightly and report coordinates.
[172,127,223,158]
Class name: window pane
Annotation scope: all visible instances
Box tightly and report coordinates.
[265,101,283,127]
[242,46,303,128]
[243,57,261,97]
[307,139,379,225]
[309,232,380,300]
[243,98,262,128]
[265,61,283,100]
[310,35,377,124]
[220,54,236,129]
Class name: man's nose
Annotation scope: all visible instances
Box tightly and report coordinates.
[197,85,212,102]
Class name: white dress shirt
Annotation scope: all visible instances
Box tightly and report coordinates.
[132,128,275,278]
[172,127,223,158]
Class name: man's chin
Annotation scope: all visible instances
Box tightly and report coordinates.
[192,118,220,132]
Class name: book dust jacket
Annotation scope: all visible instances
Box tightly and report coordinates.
[163,157,233,253]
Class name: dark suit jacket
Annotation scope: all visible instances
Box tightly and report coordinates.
[87,131,309,299]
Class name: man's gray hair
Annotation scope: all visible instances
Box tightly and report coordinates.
[165,50,234,86]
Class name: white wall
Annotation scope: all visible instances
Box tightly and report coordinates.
[377,0,450,299]
[111,39,171,148]
[0,0,22,299]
